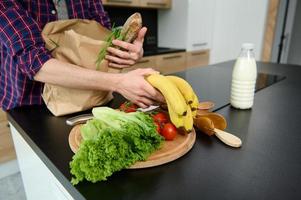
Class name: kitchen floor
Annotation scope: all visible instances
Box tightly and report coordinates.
[0,159,26,199]
[0,173,26,200]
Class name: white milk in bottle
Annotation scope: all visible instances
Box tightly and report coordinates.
[230,43,257,109]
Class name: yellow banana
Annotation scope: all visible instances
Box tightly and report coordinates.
[146,74,187,116]
[166,99,184,128]
[166,76,194,104]
[184,106,193,132]
[190,93,199,111]
[192,109,197,119]
[191,93,199,118]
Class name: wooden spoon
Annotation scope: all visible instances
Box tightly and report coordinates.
[196,112,227,130]
[214,128,242,148]
[198,101,215,111]
[194,114,242,148]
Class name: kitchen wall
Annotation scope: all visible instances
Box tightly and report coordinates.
[210,0,269,64]
[287,0,301,65]
[158,0,269,64]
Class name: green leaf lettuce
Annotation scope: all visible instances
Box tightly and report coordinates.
[70,107,163,185]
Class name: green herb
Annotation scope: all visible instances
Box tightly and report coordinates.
[95,24,125,70]
[70,107,163,185]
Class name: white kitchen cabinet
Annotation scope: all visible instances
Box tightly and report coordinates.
[158,0,216,51]
[186,0,215,51]
[10,124,75,200]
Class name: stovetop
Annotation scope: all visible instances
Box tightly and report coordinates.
[174,63,286,111]
[143,47,186,57]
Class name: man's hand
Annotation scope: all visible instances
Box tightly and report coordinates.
[105,27,147,69]
[115,68,165,108]
[36,59,164,109]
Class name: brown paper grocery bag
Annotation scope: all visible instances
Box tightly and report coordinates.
[41,19,119,116]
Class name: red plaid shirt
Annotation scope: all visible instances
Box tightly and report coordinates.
[0,0,111,110]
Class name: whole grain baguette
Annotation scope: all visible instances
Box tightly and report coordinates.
[108,12,143,73]
[104,13,143,72]
[121,12,142,43]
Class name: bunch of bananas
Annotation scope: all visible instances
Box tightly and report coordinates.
[146,74,199,132]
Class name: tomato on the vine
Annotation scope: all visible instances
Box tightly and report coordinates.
[154,121,161,134]
[161,123,177,141]
[119,101,138,113]
[152,112,168,124]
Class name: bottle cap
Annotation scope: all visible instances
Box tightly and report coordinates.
[242,43,254,50]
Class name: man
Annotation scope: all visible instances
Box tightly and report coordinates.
[0,0,163,111]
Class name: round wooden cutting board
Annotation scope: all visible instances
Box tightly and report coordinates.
[68,125,196,169]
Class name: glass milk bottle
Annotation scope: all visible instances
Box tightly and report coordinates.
[230,43,257,109]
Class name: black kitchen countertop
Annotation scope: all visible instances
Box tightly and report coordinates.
[7,61,301,200]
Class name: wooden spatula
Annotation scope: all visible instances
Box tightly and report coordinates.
[194,113,242,148]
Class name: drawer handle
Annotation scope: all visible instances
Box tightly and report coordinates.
[147,2,167,6]
[163,55,182,60]
[137,59,150,64]
[107,0,132,3]
[191,51,207,56]
[192,42,208,47]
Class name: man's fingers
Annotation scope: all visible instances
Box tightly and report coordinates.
[107,47,130,59]
[112,40,138,52]
[136,96,154,108]
[139,77,165,103]
[108,62,131,69]
[154,91,165,103]
[136,102,148,109]
[107,47,140,61]
[143,85,165,103]
[136,68,159,76]
[135,27,147,44]
[142,81,159,98]
[106,55,135,66]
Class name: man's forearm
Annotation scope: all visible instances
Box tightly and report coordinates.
[34,58,121,91]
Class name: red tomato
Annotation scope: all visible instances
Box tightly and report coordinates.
[152,112,168,124]
[161,123,177,141]
[119,102,138,113]
[154,121,161,134]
